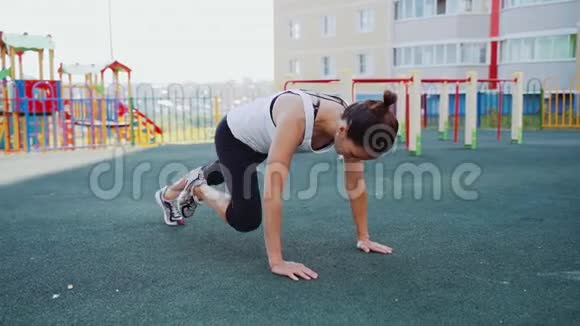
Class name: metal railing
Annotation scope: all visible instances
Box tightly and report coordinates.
[1,81,273,153]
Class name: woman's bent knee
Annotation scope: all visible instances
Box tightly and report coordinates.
[229,218,261,233]
[226,207,262,233]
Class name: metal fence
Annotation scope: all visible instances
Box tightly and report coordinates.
[1,81,273,153]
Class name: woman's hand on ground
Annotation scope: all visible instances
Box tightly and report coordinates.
[270,261,318,281]
[357,239,393,254]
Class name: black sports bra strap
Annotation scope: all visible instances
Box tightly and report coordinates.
[301,89,348,109]
[270,89,347,127]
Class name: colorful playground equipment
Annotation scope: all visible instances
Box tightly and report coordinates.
[284,70,526,156]
[1,29,573,155]
[0,32,61,153]
[59,61,163,149]
[0,31,163,153]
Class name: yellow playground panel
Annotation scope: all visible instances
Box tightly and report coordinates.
[542,76,580,129]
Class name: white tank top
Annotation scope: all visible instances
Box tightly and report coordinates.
[226,89,335,155]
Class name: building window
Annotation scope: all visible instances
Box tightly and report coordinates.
[394,48,402,66]
[446,44,457,64]
[403,47,412,66]
[447,0,459,14]
[462,0,473,12]
[553,35,570,58]
[460,42,487,64]
[395,1,402,19]
[520,38,534,61]
[394,42,488,67]
[500,34,577,63]
[321,56,335,77]
[403,0,413,18]
[422,45,433,65]
[570,34,577,58]
[321,15,336,37]
[435,44,445,64]
[357,53,373,76]
[289,59,300,75]
[500,40,509,63]
[503,0,564,9]
[424,0,435,16]
[395,0,488,20]
[289,20,300,40]
[415,0,424,17]
[436,0,446,14]
[358,8,375,33]
[535,37,552,60]
[414,47,422,65]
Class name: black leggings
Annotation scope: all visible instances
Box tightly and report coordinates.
[206,118,267,232]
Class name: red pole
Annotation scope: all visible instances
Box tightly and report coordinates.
[489,0,500,90]
[454,82,460,144]
[497,83,503,141]
[422,93,428,128]
[405,83,410,149]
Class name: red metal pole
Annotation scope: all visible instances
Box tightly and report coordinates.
[454,82,460,144]
[489,0,500,90]
[422,93,428,128]
[497,83,503,141]
[405,83,410,149]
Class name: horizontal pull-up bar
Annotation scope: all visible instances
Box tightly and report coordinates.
[351,77,414,102]
[352,77,414,84]
[283,79,340,90]
[477,78,517,83]
[421,78,471,83]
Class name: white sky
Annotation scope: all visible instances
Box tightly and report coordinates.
[0,0,274,83]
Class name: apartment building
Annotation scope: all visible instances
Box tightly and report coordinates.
[274,0,579,88]
[496,0,578,87]
[274,0,394,88]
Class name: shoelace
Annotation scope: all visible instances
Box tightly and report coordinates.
[170,203,183,221]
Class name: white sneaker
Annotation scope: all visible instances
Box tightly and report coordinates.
[176,167,206,218]
[155,186,185,226]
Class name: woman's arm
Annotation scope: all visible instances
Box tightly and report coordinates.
[343,159,393,254]
[343,159,369,240]
[263,110,318,281]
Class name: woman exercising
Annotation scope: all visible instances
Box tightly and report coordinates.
[155,89,398,281]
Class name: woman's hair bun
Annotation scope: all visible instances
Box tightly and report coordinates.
[383,90,397,107]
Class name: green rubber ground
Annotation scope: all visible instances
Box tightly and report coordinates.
[1,130,579,325]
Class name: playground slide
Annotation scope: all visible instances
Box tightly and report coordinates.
[90,86,162,135]
[117,103,162,135]
[59,100,162,148]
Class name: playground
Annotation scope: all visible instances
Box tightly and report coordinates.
[1,32,217,154]
[1,28,580,325]
[1,31,579,156]
[1,129,580,324]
